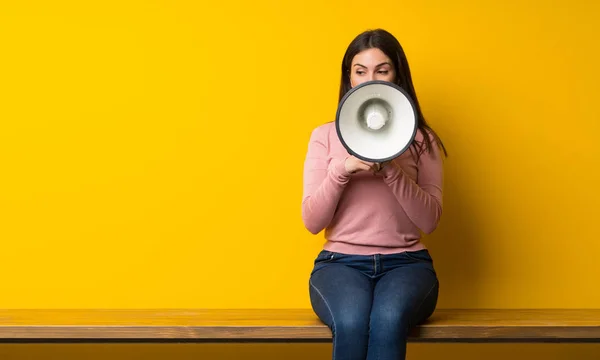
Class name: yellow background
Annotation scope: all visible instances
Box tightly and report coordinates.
[1,0,599,359]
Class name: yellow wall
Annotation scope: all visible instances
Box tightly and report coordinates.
[1,0,599,359]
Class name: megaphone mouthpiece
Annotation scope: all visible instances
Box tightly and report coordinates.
[364,102,389,130]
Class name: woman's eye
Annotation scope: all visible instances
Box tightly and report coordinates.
[378,70,389,75]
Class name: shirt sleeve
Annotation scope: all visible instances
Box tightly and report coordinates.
[380,132,444,234]
[301,127,351,234]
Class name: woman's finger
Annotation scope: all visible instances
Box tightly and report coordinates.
[357,163,372,171]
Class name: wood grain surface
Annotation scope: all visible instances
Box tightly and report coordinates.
[0,309,599,342]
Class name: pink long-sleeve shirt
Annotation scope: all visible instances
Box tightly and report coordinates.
[301,122,444,255]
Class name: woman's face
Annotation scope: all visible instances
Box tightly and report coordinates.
[349,48,396,88]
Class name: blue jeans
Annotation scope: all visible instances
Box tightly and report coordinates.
[309,249,439,360]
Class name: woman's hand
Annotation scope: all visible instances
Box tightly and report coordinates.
[344,156,380,174]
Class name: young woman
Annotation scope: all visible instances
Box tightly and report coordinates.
[301,28,447,360]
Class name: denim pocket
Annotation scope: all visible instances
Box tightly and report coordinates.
[403,249,433,263]
[314,250,336,264]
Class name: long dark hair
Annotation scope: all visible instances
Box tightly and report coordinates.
[339,29,447,160]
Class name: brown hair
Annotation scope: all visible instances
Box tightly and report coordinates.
[339,28,447,160]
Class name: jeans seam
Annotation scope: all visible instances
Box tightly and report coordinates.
[410,278,438,328]
[309,278,338,359]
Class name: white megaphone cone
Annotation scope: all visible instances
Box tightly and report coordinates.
[335,80,418,163]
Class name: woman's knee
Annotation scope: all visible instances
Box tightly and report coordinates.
[369,303,411,335]
[370,280,439,332]
[333,309,370,336]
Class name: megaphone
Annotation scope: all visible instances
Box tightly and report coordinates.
[335,80,418,163]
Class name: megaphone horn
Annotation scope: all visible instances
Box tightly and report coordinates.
[335,80,418,163]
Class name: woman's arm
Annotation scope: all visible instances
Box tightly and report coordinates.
[380,134,444,234]
[301,127,351,234]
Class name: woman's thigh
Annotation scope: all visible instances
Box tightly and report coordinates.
[371,264,439,329]
[309,262,373,332]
